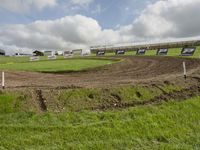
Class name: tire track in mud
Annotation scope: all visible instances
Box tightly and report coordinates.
[89,77,200,111]
[92,84,200,111]
[14,76,200,113]
[35,90,47,112]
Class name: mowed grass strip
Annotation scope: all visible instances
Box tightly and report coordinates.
[0,58,115,72]
[0,96,200,149]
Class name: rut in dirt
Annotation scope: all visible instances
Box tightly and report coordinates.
[92,85,200,111]
[35,90,47,112]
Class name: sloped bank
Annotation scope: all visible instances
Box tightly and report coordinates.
[1,78,200,113]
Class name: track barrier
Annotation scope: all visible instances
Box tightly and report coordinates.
[115,50,125,55]
[157,48,168,56]
[136,48,147,55]
[96,50,106,56]
[181,47,196,56]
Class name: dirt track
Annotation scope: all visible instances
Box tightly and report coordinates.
[4,56,200,89]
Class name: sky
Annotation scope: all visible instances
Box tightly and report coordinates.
[0,0,200,54]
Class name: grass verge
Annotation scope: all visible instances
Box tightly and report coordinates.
[0,95,200,149]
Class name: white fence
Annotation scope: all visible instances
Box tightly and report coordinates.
[0,72,5,89]
[48,55,57,60]
[30,56,40,61]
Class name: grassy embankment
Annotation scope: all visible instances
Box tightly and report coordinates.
[0,88,200,149]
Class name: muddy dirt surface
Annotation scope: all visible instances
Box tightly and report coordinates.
[3,56,200,89]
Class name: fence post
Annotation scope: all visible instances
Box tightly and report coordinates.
[183,62,187,80]
[2,71,5,89]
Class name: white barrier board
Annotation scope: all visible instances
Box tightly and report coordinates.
[48,55,57,60]
[30,56,40,61]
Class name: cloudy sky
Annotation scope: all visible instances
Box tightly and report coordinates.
[0,0,199,54]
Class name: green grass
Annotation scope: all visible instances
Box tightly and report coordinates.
[0,58,116,72]
[0,94,15,113]
[56,86,161,111]
[14,84,179,112]
[0,84,183,113]
[0,93,200,149]
[195,46,200,57]
[0,56,54,64]
[0,56,29,64]
[0,84,197,149]
[0,91,28,114]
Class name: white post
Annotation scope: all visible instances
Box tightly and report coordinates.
[183,62,187,80]
[2,71,5,89]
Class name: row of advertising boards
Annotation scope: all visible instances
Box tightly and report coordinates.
[96,47,197,56]
[30,52,88,61]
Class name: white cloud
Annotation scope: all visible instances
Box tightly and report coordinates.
[1,0,200,54]
[120,0,200,40]
[0,15,121,53]
[0,0,57,13]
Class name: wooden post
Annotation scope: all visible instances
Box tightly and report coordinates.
[183,62,187,80]
[2,71,5,89]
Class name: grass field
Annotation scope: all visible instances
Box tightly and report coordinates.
[0,58,116,72]
[0,90,200,149]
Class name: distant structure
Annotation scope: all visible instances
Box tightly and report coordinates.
[90,39,200,53]
[64,50,73,57]
[55,51,64,56]
[72,49,82,56]
[81,51,90,56]
[15,52,32,56]
[33,50,44,56]
[0,49,5,56]
[44,51,54,56]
